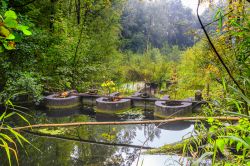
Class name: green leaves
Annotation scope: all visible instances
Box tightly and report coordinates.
[17,25,32,36]
[0,108,39,166]
[0,26,10,37]
[220,136,250,150]
[0,9,32,52]
[3,41,15,50]
[4,17,18,28]
[0,133,19,166]
[230,86,250,105]
[4,10,17,20]
[0,45,4,53]
[6,34,15,40]
[207,117,214,124]
[3,10,18,29]
[0,138,12,166]
[213,8,224,31]
[216,138,226,152]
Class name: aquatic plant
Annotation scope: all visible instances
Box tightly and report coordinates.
[101,80,116,97]
[0,99,37,166]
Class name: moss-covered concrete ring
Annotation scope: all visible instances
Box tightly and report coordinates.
[96,97,131,113]
[154,101,192,118]
[44,94,81,110]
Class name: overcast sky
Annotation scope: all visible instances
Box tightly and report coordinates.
[145,0,209,14]
[181,0,209,14]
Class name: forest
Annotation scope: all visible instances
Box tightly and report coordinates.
[0,0,249,165]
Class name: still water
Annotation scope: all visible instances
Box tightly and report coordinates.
[5,108,195,166]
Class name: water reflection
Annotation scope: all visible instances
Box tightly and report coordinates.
[158,121,192,131]
[3,108,195,166]
[46,109,82,117]
[131,154,190,166]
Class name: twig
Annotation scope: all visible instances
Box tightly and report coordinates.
[197,0,247,115]
[203,10,233,28]
[23,130,153,149]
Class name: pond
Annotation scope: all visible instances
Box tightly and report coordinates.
[4,107,195,166]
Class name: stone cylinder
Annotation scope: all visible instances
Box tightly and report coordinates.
[195,90,202,101]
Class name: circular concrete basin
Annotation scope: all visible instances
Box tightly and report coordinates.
[44,94,81,110]
[96,97,131,113]
[154,101,192,118]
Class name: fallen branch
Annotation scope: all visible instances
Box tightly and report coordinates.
[147,125,237,156]
[23,130,153,149]
[8,116,240,131]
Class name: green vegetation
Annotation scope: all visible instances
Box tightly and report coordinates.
[0,98,36,166]
[0,0,249,165]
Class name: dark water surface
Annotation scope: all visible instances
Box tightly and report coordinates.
[5,108,195,166]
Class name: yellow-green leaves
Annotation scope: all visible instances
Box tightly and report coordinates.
[0,10,32,53]
[0,25,10,37]
[4,10,17,20]
[213,8,224,31]
[101,80,116,95]
[6,33,15,40]
[17,25,32,36]
[0,109,37,166]
[4,17,18,29]
[3,41,15,50]
[216,138,226,153]
[3,10,18,29]
[0,138,12,166]
[38,128,66,135]
[101,80,115,87]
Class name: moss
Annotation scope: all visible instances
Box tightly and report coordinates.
[47,102,81,110]
[37,128,67,135]
[146,139,191,154]
[115,107,142,115]
[95,107,131,114]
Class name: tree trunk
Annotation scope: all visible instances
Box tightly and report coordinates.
[50,0,56,31]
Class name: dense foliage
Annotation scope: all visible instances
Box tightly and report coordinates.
[0,0,249,165]
[121,0,198,53]
[0,0,124,101]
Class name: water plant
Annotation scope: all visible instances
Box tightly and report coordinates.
[0,99,36,166]
[101,80,116,97]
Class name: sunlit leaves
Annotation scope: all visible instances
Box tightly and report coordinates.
[4,10,17,20]
[101,80,116,95]
[0,99,37,166]
[4,17,18,28]
[6,34,15,40]
[0,138,12,166]
[3,41,15,50]
[0,26,10,37]
[0,133,19,166]
[0,10,32,52]
[220,135,250,150]
[17,25,32,36]
[213,8,223,31]
[216,138,225,152]
[101,80,115,87]
[101,132,116,141]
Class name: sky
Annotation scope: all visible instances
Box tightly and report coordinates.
[181,0,209,14]
[145,0,210,14]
